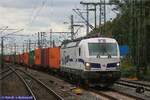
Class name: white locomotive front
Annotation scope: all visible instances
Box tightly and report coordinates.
[61,37,121,87]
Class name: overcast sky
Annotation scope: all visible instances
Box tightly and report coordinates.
[0,0,117,53]
[0,0,116,35]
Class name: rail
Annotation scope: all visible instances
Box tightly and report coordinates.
[6,64,64,100]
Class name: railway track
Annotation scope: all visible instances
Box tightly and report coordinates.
[0,68,10,74]
[116,79,150,92]
[0,68,14,80]
[7,65,64,100]
[89,87,143,100]
[113,79,150,100]
[1,66,35,97]
[5,63,148,100]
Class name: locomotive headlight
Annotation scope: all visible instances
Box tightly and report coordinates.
[85,62,90,67]
[85,62,91,70]
[116,62,120,70]
[117,63,120,66]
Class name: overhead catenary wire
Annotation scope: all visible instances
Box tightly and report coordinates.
[29,0,47,26]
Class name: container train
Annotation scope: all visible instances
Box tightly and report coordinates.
[4,37,121,87]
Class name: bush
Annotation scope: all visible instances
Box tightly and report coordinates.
[142,66,150,81]
[120,57,136,78]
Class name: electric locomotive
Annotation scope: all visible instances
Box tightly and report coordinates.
[60,37,121,87]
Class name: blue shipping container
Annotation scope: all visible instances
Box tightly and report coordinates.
[119,45,129,56]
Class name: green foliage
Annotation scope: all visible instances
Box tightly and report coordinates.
[120,57,136,78]
[140,66,150,81]
[89,0,150,77]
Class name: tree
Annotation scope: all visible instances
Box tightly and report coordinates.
[88,0,150,75]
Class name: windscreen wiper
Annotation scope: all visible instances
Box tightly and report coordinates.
[107,53,111,58]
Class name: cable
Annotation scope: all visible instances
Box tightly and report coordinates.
[29,0,47,25]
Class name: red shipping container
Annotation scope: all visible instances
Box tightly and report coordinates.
[24,52,29,66]
[5,55,9,62]
[22,53,25,64]
[20,54,23,64]
[48,47,60,69]
[41,49,46,67]
[45,48,49,66]
[34,48,41,65]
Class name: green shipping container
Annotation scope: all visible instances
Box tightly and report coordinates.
[29,50,35,66]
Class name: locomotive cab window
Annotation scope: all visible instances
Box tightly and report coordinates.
[88,43,118,57]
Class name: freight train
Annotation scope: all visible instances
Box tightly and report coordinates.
[4,37,121,87]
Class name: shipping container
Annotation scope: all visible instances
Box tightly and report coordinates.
[14,54,16,63]
[4,55,10,62]
[18,54,22,64]
[24,52,29,66]
[29,50,35,67]
[22,53,25,64]
[41,49,47,68]
[119,45,129,56]
[48,47,60,69]
[20,54,24,64]
[45,48,49,66]
[34,48,41,65]
[18,54,20,64]
[16,54,19,64]
[11,55,15,63]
